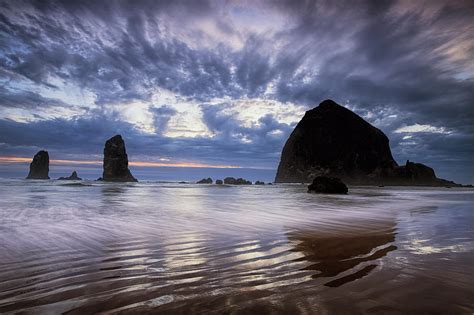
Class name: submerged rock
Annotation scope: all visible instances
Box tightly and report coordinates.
[308,176,348,194]
[197,177,213,184]
[215,179,223,185]
[58,171,82,180]
[26,150,50,179]
[102,135,137,182]
[255,181,265,185]
[224,177,252,185]
[275,99,459,186]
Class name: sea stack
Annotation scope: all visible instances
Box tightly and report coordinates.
[26,150,50,179]
[275,99,458,186]
[58,171,82,180]
[102,135,137,182]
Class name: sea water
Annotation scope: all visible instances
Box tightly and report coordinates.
[0,179,473,313]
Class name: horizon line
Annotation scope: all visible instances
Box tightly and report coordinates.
[0,156,245,169]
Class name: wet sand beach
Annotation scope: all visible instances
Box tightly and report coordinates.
[0,179,473,314]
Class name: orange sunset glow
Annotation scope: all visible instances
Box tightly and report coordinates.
[0,156,240,169]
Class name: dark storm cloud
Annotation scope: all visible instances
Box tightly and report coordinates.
[0,109,292,167]
[0,0,473,182]
[150,105,177,134]
[0,86,68,109]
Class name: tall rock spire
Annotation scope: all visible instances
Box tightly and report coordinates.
[102,135,137,182]
[26,150,50,179]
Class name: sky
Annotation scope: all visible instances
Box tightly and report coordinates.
[0,0,473,183]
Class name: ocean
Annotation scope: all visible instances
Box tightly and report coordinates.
[0,164,277,183]
[0,179,473,313]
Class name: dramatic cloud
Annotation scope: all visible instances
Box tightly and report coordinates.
[0,0,473,182]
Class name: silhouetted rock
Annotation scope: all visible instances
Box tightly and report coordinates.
[308,176,348,194]
[58,171,82,180]
[255,181,265,185]
[275,99,459,186]
[224,177,252,185]
[197,177,213,184]
[216,179,223,185]
[394,160,435,182]
[26,151,50,179]
[276,100,396,183]
[102,135,137,182]
[97,177,103,181]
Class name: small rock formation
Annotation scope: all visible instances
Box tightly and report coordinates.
[255,181,265,185]
[308,176,348,194]
[26,150,50,179]
[197,177,213,184]
[224,177,252,185]
[275,99,459,186]
[216,179,223,185]
[58,171,82,180]
[102,135,137,182]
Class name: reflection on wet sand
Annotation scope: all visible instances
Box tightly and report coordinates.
[0,181,473,313]
[288,225,397,287]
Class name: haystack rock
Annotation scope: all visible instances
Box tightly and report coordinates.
[26,150,50,179]
[102,135,137,182]
[58,171,82,180]
[275,99,458,186]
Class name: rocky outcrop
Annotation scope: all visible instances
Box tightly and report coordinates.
[197,177,213,184]
[275,99,459,186]
[26,151,50,179]
[308,176,348,194]
[216,179,223,185]
[275,100,396,183]
[390,160,458,186]
[102,135,137,182]
[224,177,252,185]
[58,171,82,180]
[255,181,265,185]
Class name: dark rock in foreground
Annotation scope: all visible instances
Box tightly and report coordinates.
[216,179,223,185]
[102,135,137,182]
[224,177,252,185]
[197,177,213,184]
[275,99,459,186]
[26,151,50,179]
[255,181,265,185]
[58,171,82,180]
[308,176,348,194]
